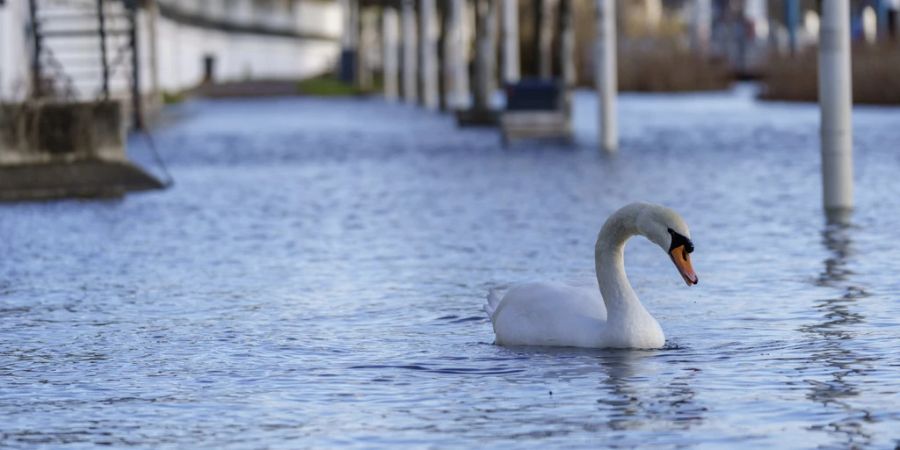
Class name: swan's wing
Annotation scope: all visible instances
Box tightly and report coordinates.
[489,282,606,347]
[484,288,503,320]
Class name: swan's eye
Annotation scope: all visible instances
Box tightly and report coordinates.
[667,228,694,254]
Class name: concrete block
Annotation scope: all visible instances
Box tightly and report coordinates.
[0,100,163,200]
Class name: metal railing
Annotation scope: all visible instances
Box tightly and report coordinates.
[27,0,143,128]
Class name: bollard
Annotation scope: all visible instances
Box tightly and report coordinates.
[691,0,711,57]
[445,0,469,109]
[420,0,438,109]
[383,8,399,101]
[401,0,418,104]
[818,0,853,221]
[595,0,617,153]
[501,0,520,83]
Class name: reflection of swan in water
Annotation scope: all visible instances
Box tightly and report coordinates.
[603,351,705,433]
[799,221,878,448]
[531,349,705,434]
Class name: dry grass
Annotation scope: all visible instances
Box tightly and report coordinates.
[613,39,732,92]
[760,43,900,104]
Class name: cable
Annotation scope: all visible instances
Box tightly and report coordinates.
[136,128,174,188]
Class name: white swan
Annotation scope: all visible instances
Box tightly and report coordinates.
[485,202,698,349]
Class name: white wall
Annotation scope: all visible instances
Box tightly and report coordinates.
[0,1,31,102]
[155,15,340,92]
[0,0,342,101]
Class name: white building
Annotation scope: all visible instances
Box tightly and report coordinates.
[0,0,342,103]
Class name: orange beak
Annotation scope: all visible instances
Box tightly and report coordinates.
[669,245,698,286]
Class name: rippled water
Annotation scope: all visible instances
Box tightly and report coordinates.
[2,86,900,449]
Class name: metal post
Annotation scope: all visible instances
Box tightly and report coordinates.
[97,0,110,99]
[501,0,519,83]
[401,0,418,104]
[147,0,161,109]
[595,0,617,153]
[28,0,42,98]
[445,0,469,109]
[818,0,853,220]
[127,3,142,129]
[420,0,438,109]
[383,8,399,102]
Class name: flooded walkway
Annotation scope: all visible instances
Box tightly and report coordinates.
[2,86,900,448]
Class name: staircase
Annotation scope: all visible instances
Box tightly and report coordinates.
[28,0,143,126]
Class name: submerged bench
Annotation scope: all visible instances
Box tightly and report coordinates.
[500,79,572,146]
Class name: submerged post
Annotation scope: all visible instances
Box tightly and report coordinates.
[473,0,497,110]
[383,8,400,101]
[595,0,618,153]
[401,0,418,104]
[690,0,711,57]
[818,0,853,221]
[501,0,520,83]
[420,0,439,109]
[445,0,469,109]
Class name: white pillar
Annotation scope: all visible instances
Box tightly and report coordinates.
[383,8,400,101]
[818,0,853,218]
[473,0,497,110]
[420,0,439,109]
[596,0,618,153]
[501,0,520,83]
[401,0,418,104]
[691,0,711,57]
[445,0,470,109]
[359,8,377,90]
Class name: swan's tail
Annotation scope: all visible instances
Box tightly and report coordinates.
[484,288,502,321]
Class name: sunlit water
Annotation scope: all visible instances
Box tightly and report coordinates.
[2,86,900,449]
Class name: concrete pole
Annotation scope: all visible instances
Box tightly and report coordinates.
[445,0,470,109]
[818,0,853,219]
[486,0,498,96]
[383,8,400,101]
[691,0,711,57]
[401,0,418,104]
[473,0,497,110]
[595,0,617,153]
[501,0,520,84]
[359,8,376,90]
[147,0,161,110]
[420,0,439,109]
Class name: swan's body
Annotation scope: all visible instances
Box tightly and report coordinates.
[486,203,697,349]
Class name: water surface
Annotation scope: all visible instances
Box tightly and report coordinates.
[2,86,900,449]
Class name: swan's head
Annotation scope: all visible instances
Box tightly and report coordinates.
[636,204,699,286]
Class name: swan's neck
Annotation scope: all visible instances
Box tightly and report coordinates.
[594,208,651,322]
